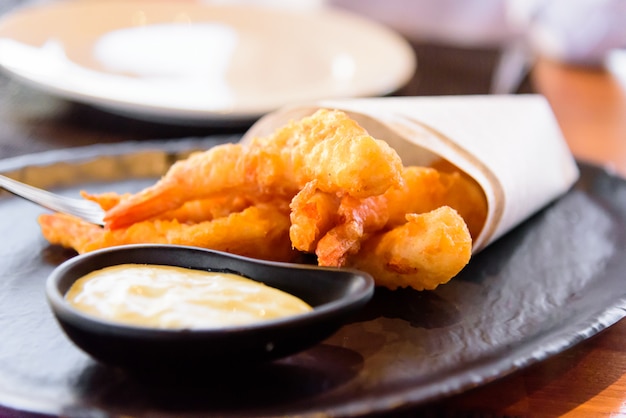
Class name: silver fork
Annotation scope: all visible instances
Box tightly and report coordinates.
[0,174,105,225]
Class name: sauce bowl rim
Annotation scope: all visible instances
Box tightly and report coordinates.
[45,243,375,336]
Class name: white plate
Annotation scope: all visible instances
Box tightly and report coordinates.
[0,0,416,125]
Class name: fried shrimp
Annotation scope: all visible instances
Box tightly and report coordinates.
[84,191,287,225]
[103,144,295,229]
[346,206,472,290]
[104,109,404,229]
[291,166,487,267]
[289,181,341,253]
[153,196,253,224]
[385,166,487,239]
[271,109,404,197]
[38,213,105,255]
[315,194,389,267]
[38,109,482,291]
[39,205,297,262]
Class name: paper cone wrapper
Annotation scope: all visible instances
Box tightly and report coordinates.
[242,95,580,252]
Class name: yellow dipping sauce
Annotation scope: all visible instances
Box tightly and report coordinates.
[65,264,313,329]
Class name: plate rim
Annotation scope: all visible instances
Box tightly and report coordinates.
[1,140,626,417]
[0,0,417,126]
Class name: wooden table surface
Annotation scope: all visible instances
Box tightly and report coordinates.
[1,2,626,417]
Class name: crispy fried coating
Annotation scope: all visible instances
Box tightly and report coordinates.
[315,194,388,267]
[385,166,487,239]
[278,109,403,197]
[289,180,341,253]
[39,109,482,291]
[291,166,486,268]
[81,190,128,211]
[39,213,104,255]
[84,191,286,225]
[154,196,253,224]
[434,170,487,240]
[39,204,297,262]
[346,206,472,290]
[104,109,404,229]
[103,144,294,229]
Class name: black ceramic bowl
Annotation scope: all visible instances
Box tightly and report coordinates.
[46,244,374,371]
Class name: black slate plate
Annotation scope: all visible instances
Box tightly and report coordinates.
[0,138,625,418]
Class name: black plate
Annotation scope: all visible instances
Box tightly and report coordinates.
[46,244,374,370]
[1,138,625,418]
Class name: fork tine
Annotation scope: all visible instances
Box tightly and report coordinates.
[0,174,105,225]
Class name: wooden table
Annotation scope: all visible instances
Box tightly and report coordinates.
[1,2,626,417]
[535,57,626,178]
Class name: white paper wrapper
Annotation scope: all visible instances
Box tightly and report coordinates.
[242,95,580,252]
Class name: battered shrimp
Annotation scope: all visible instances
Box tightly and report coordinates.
[274,109,404,197]
[39,204,297,262]
[315,194,389,267]
[38,109,479,292]
[288,181,341,253]
[153,195,253,224]
[385,166,487,239]
[83,191,290,225]
[104,109,404,229]
[38,213,104,255]
[103,144,295,229]
[290,166,486,266]
[347,206,472,290]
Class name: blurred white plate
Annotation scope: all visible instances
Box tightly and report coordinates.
[0,0,416,126]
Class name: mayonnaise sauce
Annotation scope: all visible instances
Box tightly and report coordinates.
[65,264,313,329]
